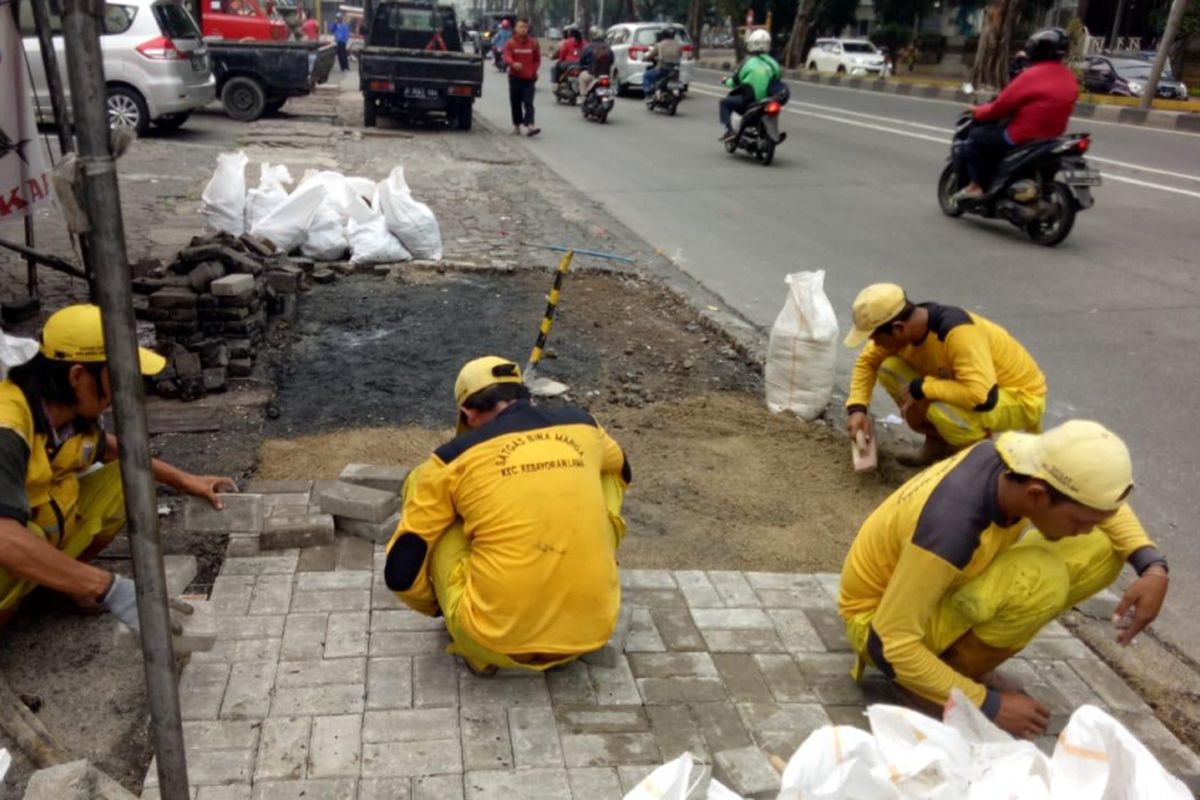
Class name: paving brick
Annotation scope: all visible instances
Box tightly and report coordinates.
[508,706,564,767]
[714,746,782,798]
[767,609,826,653]
[707,572,760,608]
[325,611,370,658]
[620,569,677,590]
[183,720,261,752]
[210,575,255,616]
[271,684,365,717]
[587,657,641,706]
[413,654,459,707]
[649,608,706,652]
[567,767,624,800]
[753,654,817,703]
[547,661,597,706]
[371,630,450,656]
[220,660,277,720]
[813,573,841,605]
[166,749,256,786]
[261,514,335,551]
[308,714,363,778]
[218,614,286,640]
[691,703,755,752]
[276,658,367,688]
[799,607,852,652]
[461,704,513,770]
[297,545,340,572]
[1021,636,1093,660]
[628,652,718,679]
[291,588,371,613]
[281,612,327,660]
[211,273,255,297]
[318,481,400,523]
[255,716,312,781]
[361,739,463,778]
[247,480,314,494]
[372,609,447,632]
[264,493,313,517]
[180,661,230,721]
[1027,659,1106,709]
[363,707,460,743]
[249,574,293,616]
[701,629,786,654]
[460,673,552,707]
[220,553,299,576]
[336,535,376,570]
[251,779,357,800]
[296,571,373,590]
[646,705,710,763]
[822,704,870,731]
[1067,657,1149,712]
[192,636,281,665]
[1074,588,1121,620]
[185,494,264,533]
[582,604,634,668]
[367,657,413,710]
[736,702,831,742]
[625,608,666,653]
[225,534,261,558]
[358,779,412,800]
[712,653,773,703]
[197,788,251,800]
[412,774,465,800]
[637,677,727,705]
[27,760,143,799]
[691,608,774,630]
[747,573,827,609]
[119,598,217,653]
[561,732,660,767]
[335,513,400,545]
[165,554,199,595]
[464,768,571,799]
[622,588,689,609]
[340,463,410,494]
[555,705,650,734]
[673,570,724,608]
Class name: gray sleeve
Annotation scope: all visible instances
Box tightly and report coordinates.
[0,429,30,525]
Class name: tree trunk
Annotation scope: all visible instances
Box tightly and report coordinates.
[784,0,818,68]
[687,0,703,59]
[580,0,591,38]
[970,0,1022,88]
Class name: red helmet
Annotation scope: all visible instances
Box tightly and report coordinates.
[501,19,511,28]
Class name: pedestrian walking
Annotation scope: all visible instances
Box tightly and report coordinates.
[503,18,541,136]
[332,13,351,71]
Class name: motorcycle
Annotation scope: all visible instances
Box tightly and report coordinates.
[645,65,683,116]
[554,65,581,106]
[938,109,1100,247]
[581,75,615,123]
[724,91,787,166]
[492,47,507,72]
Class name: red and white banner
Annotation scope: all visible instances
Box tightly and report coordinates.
[1,10,51,220]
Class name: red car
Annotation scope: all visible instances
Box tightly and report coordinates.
[201,0,289,41]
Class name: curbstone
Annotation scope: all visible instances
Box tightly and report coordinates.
[335,511,400,544]
[260,513,336,551]
[185,494,264,534]
[340,463,410,494]
[318,481,400,524]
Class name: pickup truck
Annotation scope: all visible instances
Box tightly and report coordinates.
[359,0,483,130]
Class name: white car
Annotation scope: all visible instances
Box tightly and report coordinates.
[805,38,886,77]
[20,0,215,135]
[605,22,694,96]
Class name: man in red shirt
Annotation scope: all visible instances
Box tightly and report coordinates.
[954,28,1078,203]
[503,18,542,136]
[552,28,583,85]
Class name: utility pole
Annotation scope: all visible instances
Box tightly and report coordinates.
[1141,0,1188,109]
[58,0,190,797]
[1108,0,1127,48]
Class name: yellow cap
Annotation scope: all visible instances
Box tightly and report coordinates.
[453,356,523,432]
[40,304,166,376]
[995,420,1134,511]
[843,284,907,348]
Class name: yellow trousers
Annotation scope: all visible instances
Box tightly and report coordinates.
[877,356,1045,447]
[0,462,126,612]
[845,526,1124,672]
[404,467,627,673]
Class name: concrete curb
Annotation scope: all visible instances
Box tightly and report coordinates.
[697,60,1200,134]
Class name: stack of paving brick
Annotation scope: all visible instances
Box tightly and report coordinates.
[317,464,407,544]
[132,232,307,400]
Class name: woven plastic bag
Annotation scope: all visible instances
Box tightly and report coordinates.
[764,270,839,421]
[349,213,412,265]
[623,752,704,800]
[376,166,443,260]
[244,163,293,233]
[200,151,248,235]
[251,180,326,253]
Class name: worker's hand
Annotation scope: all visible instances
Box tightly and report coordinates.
[992,691,1050,740]
[1112,566,1169,646]
[102,574,140,633]
[848,411,874,443]
[178,474,239,509]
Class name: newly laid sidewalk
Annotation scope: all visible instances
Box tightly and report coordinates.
[141,488,1200,798]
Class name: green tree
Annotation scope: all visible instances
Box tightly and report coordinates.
[814,0,859,35]
[1151,0,1200,78]
[970,0,1023,88]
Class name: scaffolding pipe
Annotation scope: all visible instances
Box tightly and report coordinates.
[58,0,190,796]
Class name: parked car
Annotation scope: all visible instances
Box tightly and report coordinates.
[199,0,289,40]
[805,38,886,76]
[20,0,215,135]
[605,22,694,96]
[1081,55,1189,100]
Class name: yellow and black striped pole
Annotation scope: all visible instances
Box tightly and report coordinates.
[525,249,575,378]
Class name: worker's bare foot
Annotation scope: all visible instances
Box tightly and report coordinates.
[897,436,953,467]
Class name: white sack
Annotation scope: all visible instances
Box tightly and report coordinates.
[348,213,411,265]
[764,270,838,421]
[244,162,293,233]
[302,199,350,260]
[200,151,248,235]
[376,166,442,260]
[779,724,899,800]
[251,180,326,253]
[0,328,38,379]
[621,752,701,800]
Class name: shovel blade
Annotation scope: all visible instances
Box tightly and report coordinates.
[526,376,570,397]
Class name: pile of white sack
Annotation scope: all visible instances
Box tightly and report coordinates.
[200,151,442,266]
[625,690,1192,800]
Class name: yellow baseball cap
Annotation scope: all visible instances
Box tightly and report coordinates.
[995,420,1134,511]
[453,355,523,432]
[843,283,907,348]
[40,304,166,376]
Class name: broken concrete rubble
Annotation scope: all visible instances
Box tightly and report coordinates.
[23,760,138,800]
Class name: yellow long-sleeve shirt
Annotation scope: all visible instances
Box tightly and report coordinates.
[847,304,1046,412]
[838,441,1157,713]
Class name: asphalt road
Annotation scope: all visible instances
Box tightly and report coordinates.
[472,64,1200,661]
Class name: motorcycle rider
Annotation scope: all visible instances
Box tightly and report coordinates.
[492,18,512,67]
[578,28,614,99]
[720,29,781,142]
[643,28,684,97]
[552,27,584,85]
[952,28,1077,204]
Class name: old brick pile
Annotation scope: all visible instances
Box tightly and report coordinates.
[132,232,307,400]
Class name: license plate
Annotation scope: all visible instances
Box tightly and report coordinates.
[403,87,437,99]
[595,88,611,97]
[668,81,683,89]
[1063,169,1101,186]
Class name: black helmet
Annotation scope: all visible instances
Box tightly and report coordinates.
[1025,27,1068,63]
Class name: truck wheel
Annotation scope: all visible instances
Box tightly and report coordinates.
[363,93,377,128]
[455,101,473,131]
[222,77,266,122]
[107,86,149,135]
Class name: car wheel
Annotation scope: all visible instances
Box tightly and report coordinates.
[456,100,473,131]
[614,71,628,97]
[836,64,847,74]
[221,76,266,122]
[153,111,190,131]
[808,61,818,71]
[107,86,149,135]
[363,92,377,127]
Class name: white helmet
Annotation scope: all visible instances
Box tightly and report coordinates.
[746,29,771,53]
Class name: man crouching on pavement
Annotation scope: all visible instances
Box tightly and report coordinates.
[0,305,235,633]
[384,356,631,676]
[839,420,1169,739]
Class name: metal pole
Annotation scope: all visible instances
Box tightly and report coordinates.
[1141,0,1187,109]
[58,1,190,797]
[1108,0,1126,48]
[23,218,40,305]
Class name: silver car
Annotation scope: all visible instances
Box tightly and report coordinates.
[20,0,216,135]
[605,22,694,96]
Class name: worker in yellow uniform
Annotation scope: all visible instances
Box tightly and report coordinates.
[843,283,1046,466]
[384,356,631,676]
[0,305,235,633]
[839,420,1170,738]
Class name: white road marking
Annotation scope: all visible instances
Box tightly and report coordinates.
[689,83,1200,199]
